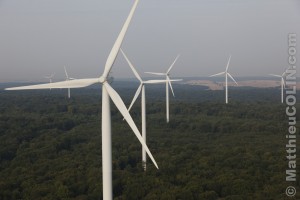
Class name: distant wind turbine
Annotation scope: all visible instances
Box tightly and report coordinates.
[5,1,157,200]
[121,49,180,171]
[45,73,55,83]
[64,66,75,98]
[145,55,182,123]
[269,69,288,103]
[44,73,55,90]
[210,55,238,104]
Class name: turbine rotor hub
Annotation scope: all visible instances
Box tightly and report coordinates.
[98,76,106,83]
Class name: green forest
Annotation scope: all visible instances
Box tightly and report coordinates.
[0,85,299,200]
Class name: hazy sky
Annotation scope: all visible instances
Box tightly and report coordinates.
[0,0,299,81]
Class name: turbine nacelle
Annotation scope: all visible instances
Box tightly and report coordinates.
[99,76,107,83]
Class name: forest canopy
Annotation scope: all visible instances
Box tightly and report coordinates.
[0,85,299,200]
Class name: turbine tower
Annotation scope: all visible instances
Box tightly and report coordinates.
[5,1,158,200]
[210,55,238,104]
[269,69,288,103]
[64,66,75,98]
[121,49,180,171]
[145,55,181,123]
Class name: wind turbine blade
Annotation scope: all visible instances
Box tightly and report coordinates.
[144,72,166,76]
[269,74,282,78]
[227,73,238,85]
[282,66,292,76]
[166,54,180,74]
[210,71,225,77]
[5,78,99,90]
[144,79,182,84]
[104,82,159,169]
[226,55,231,72]
[102,0,139,78]
[128,83,143,112]
[144,80,167,84]
[167,76,175,97]
[120,49,142,82]
[64,66,69,79]
[170,79,183,81]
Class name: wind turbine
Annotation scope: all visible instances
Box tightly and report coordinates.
[45,73,55,90]
[269,69,288,103]
[210,55,238,104]
[64,66,75,98]
[45,73,55,83]
[5,1,158,200]
[145,55,181,123]
[120,49,180,171]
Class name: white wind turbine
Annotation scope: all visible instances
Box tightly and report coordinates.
[269,69,288,103]
[44,73,55,90]
[210,55,238,104]
[5,1,158,200]
[64,66,75,98]
[145,55,181,123]
[45,73,55,83]
[120,49,180,171]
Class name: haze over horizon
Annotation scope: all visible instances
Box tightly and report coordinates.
[0,0,299,82]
